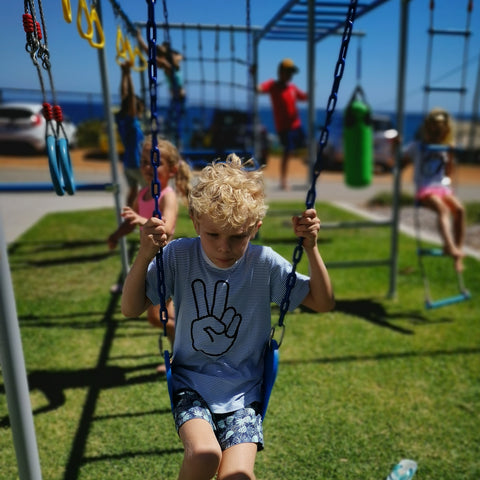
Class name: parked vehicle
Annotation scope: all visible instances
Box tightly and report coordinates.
[322,113,399,173]
[0,102,77,154]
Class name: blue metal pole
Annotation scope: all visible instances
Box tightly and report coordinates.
[0,218,42,480]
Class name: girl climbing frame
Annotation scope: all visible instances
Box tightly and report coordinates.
[146,0,358,418]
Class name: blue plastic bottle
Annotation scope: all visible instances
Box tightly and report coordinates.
[386,459,417,480]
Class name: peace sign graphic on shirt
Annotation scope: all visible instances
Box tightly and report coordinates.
[191,279,242,356]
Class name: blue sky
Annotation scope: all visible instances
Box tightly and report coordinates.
[1,1,479,115]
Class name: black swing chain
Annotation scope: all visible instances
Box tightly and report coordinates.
[146,0,169,336]
[274,0,358,340]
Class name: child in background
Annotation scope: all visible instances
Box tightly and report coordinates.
[137,30,185,100]
[258,58,308,191]
[115,60,145,207]
[137,31,186,143]
[121,154,334,479]
[403,107,466,271]
[108,138,192,370]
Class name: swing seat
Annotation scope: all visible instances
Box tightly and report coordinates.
[417,247,444,256]
[425,291,471,310]
[164,342,280,418]
[261,339,279,420]
[164,349,174,411]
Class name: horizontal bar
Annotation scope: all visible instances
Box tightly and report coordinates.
[428,28,471,37]
[136,22,263,34]
[322,220,392,229]
[425,292,472,310]
[0,183,116,192]
[424,86,467,94]
[256,0,387,42]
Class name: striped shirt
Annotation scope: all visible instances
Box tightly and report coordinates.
[146,237,310,413]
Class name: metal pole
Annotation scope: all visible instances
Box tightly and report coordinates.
[95,0,130,282]
[136,22,262,34]
[467,51,480,161]
[253,35,260,162]
[388,0,411,299]
[307,0,316,182]
[0,218,42,480]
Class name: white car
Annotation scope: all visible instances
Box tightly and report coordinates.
[0,102,77,154]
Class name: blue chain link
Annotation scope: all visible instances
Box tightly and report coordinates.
[274,0,358,339]
[146,0,169,334]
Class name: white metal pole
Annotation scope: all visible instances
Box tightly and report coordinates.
[0,217,42,480]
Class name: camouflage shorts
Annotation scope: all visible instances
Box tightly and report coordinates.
[173,389,264,451]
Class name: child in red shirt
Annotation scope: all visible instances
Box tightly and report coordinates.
[258,58,308,190]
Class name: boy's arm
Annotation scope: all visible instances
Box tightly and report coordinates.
[121,217,168,318]
[292,209,334,312]
[301,245,334,312]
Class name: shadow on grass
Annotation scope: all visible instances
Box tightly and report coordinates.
[0,281,174,478]
[7,238,110,256]
[0,364,166,425]
[282,345,480,367]
[333,297,450,334]
[81,447,184,465]
[21,251,113,267]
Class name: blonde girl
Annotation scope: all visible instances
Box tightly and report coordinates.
[108,138,192,368]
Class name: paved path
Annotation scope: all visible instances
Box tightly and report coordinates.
[0,164,118,244]
[1,152,479,251]
[0,170,398,244]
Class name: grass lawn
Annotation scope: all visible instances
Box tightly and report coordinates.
[1,200,479,479]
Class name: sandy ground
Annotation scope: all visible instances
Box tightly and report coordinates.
[2,147,480,185]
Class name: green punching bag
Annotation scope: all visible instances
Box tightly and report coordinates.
[343,86,373,187]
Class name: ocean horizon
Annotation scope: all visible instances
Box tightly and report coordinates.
[0,88,435,145]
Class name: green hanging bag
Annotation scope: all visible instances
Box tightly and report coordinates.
[343,86,373,187]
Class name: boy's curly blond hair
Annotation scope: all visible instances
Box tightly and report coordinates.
[189,154,267,231]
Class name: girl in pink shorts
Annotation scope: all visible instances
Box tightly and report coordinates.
[403,108,466,271]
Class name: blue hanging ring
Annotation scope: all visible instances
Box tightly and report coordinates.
[57,137,76,195]
[46,135,65,196]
